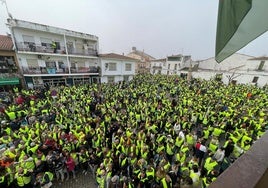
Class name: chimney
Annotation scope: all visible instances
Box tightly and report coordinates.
[132,47,136,51]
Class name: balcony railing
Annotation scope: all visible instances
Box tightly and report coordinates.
[22,66,100,74]
[16,42,65,54]
[67,48,98,56]
[70,66,100,73]
[16,42,98,57]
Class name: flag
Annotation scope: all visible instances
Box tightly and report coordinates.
[215,0,268,63]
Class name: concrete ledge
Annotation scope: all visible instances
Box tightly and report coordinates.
[209,132,268,188]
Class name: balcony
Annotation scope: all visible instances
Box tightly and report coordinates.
[22,66,100,75]
[16,42,98,57]
[16,42,65,54]
[70,66,100,74]
[67,48,98,57]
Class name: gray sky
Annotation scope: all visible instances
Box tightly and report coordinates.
[1,0,268,60]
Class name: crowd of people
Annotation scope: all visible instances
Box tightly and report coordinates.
[0,74,267,188]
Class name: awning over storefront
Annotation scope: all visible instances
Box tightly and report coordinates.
[0,78,20,86]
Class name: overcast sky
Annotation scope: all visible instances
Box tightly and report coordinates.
[1,0,268,60]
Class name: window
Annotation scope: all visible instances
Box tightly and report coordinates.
[125,64,132,71]
[174,64,177,70]
[45,61,56,68]
[123,75,129,81]
[252,76,259,83]
[231,80,237,85]
[41,37,52,48]
[109,63,117,71]
[23,35,35,51]
[168,64,170,69]
[23,35,35,43]
[26,59,39,73]
[258,61,265,70]
[55,42,61,50]
[168,56,181,61]
[107,76,115,83]
[45,61,56,74]
[215,73,223,82]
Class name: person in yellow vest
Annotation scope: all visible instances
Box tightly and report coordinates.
[208,136,219,153]
[14,167,32,188]
[202,176,215,188]
[161,174,172,188]
[51,41,57,53]
[34,171,54,188]
[186,132,195,154]
[96,169,106,188]
[190,165,201,187]
[204,155,218,173]
[0,166,9,188]
[138,169,148,187]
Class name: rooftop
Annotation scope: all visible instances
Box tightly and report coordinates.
[0,35,13,51]
[99,53,137,61]
[128,48,155,60]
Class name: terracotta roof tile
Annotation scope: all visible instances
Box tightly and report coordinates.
[100,53,137,61]
[0,35,13,51]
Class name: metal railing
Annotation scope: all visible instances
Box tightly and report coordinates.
[16,42,60,54]
[67,48,98,56]
[22,66,100,74]
[16,42,98,57]
[70,66,100,73]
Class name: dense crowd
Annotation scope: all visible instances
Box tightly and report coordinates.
[0,74,267,188]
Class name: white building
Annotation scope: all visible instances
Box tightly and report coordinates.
[188,53,268,87]
[7,18,100,88]
[150,54,192,75]
[99,53,136,83]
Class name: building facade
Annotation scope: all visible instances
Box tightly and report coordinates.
[184,53,268,87]
[7,18,100,89]
[99,53,136,83]
[127,47,155,74]
[0,35,22,91]
[150,54,192,76]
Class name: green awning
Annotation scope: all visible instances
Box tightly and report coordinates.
[0,78,20,86]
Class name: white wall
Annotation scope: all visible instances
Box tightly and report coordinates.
[191,71,268,87]
[198,53,254,71]
[101,58,135,76]
[194,53,268,87]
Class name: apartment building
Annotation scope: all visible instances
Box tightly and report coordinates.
[0,35,21,91]
[7,18,100,88]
